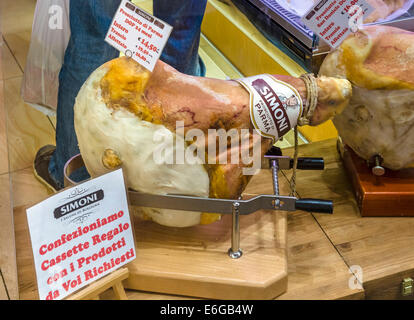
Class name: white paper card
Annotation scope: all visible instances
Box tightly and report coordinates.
[301,0,374,49]
[105,0,173,71]
[26,169,135,300]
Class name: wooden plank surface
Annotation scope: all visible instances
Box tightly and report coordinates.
[0,173,18,300]
[0,82,9,175]
[14,204,38,300]
[0,271,8,300]
[0,0,35,72]
[1,39,23,81]
[0,0,35,36]
[0,38,18,300]
[12,168,50,300]
[283,138,414,299]
[2,32,31,72]
[0,37,10,175]
[245,168,363,300]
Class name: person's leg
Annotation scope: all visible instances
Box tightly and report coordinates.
[153,0,208,77]
[38,0,208,191]
[47,0,121,189]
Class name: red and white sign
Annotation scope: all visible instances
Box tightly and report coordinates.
[26,169,135,300]
[301,0,374,49]
[105,0,173,71]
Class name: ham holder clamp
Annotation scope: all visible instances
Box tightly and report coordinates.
[120,147,333,259]
[64,149,333,260]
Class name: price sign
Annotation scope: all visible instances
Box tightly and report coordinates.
[105,0,173,71]
[26,169,136,300]
[302,0,374,49]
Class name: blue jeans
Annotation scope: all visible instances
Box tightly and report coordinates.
[49,0,208,189]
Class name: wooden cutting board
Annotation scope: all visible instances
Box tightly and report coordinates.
[125,169,288,300]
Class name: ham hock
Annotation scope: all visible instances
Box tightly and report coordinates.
[74,56,352,227]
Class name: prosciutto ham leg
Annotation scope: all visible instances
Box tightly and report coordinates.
[74,57,351,227]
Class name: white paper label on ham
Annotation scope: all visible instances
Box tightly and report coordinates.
[104,0,173,72]
[237,74,303,142]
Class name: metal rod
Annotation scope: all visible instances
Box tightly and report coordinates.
[372,155,385,176]
[228,202,243,259]
[271,160,280,208]
[128,191,298,214]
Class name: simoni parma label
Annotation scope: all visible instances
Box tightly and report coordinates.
[237,74,303,142]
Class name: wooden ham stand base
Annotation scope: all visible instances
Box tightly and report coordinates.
[340,142,414,217]
[125,193,288,300]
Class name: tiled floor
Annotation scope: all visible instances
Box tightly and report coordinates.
[1,0,49,300]
[0,0,305,300]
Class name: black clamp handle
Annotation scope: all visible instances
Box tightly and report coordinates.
[295,199,333,214]
[265,147,332,214]
[265,147,325,171]
[293,157,325,170]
